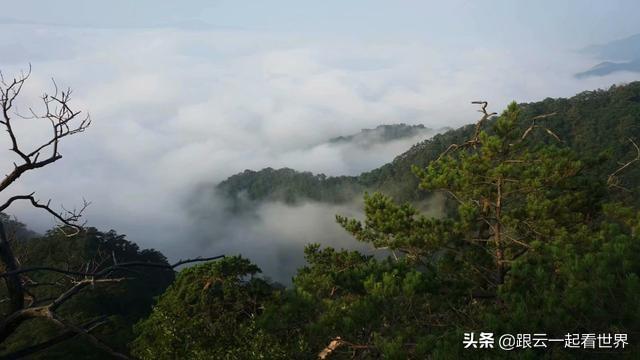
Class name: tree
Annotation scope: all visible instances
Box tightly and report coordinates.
[338,102,584,294]
[0,68,222,358]
[335,102,640,357]
[131,256,279,359]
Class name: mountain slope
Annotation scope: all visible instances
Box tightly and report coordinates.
[328,124,434,146]
[216,82,640,208]
[577,33,640,77]
[581,33,640,61]
[575,59,640,78]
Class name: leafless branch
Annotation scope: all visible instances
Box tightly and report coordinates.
[318,337,345,359]
[50,313,131,360]
[437,101,497,161]
[0,67,98,356]
[0,194,89,236]
[519,112,561,143]
[607,138,640,189]
[0,69,90,194]
[0,255,225,278]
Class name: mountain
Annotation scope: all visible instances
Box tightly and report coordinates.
[216,168,363,211]
[216,124,444,211]
[577,33,640,77]
[581,33,640,61]
[216,82,640,210]
[575,59,640,78]
[327,124,434,147]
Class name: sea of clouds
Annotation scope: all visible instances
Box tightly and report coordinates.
[0,21,638,281]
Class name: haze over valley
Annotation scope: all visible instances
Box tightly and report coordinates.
[2,1,640,281]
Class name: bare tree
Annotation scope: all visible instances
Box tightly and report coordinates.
[0,67,221,359]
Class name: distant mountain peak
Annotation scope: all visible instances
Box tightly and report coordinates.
[581,33,640,61]
[577,33,640,78]
[328,123,431,147]
[575,59,640,78]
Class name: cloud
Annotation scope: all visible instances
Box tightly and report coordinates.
[276,128,441,176]
[0,23,638,280]
[185,190,371,283]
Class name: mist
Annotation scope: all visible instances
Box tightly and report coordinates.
[180,189,367,283]
[0,13,639,280]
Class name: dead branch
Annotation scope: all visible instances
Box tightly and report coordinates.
[318,337,344,359]
[519,112,561,143]
[0,70,90,194]
[607,138,640,189]
[50,313,131,360]
[0,194,89,236]
[0,68,90,315]
[0,221,26,314]
[437,101,496,161]
[0,67,102,357]
[0,255,225,278]
[470,101,498,140]
[317,338,372,359]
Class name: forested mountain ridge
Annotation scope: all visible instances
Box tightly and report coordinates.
[217,81,640,208]
[217,168,363,210]
[215,123,441,210]
[327,123,434,145]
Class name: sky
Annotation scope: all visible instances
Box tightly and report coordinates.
[1,1,639,280]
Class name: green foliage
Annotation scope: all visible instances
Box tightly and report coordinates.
[258,245,470,359]
[336,192,461,262]
[131,86,640,358]
[332,102,640,357]
[131,256,284,359]
[217,168,363,211]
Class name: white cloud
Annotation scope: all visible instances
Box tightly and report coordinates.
[0,23,638,277]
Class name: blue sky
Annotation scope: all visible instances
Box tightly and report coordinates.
[1,1,639,272]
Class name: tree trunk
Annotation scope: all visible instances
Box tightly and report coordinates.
[495,178,505,285]
[0,221,24,313]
